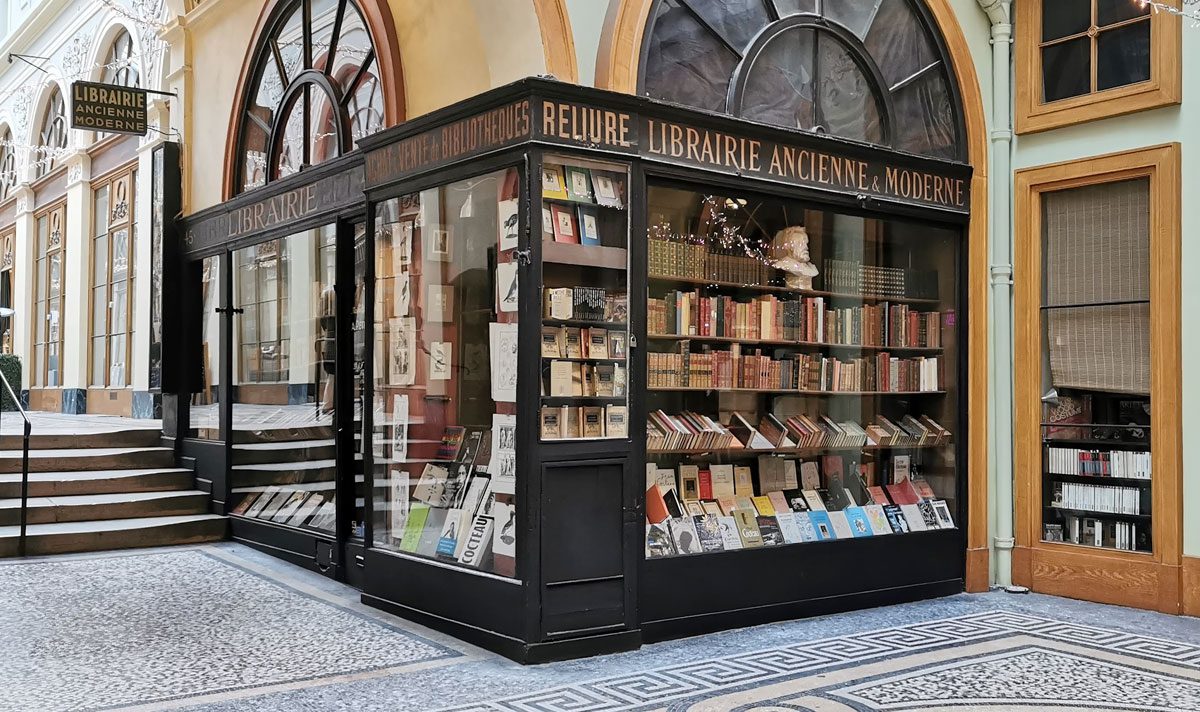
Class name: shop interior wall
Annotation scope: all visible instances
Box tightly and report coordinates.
[1011,26,1197,609]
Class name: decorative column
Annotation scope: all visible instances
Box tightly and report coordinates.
[11,184,35,398]
[61,150,92,414]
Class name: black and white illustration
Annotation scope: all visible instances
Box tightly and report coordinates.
[430,341,452,380]
[388,317,416,386]
[498,198,519,252]
[489,322,518,402]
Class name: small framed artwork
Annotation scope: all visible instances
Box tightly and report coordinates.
[496,261,519,313]
[608,330,627,359]
[388,317,416,386]
[576,205,601,247]
[541,165,568,200]
[564,166,593,202]
[497,198,520,252]
[430,341,452,380]
[592,172,623,208]
[549,204,579,244]
[541,206,554,242]
[430,227,452,262]
[390,221,412,272]
[427,284,454,322]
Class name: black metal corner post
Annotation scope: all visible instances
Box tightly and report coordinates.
[218,251,235,512]
[519,149,542,646]
[626,161,649,632]
[333,218,357,579]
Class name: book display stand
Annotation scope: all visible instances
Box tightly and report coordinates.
[176,79,974,664]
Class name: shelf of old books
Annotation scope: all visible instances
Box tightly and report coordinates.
[643,185,961,559]
[368,168,520,578]
[539,155,631,442]
[1041,393,1152,553]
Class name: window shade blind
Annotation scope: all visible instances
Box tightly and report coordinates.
[1043,178,1150,395]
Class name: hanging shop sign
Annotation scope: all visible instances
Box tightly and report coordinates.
[364,91,970,214]
[70,81,148,135]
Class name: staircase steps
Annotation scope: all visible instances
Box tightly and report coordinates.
[0,490,210,526]
[0,515,227,557]
[0,447,175,474]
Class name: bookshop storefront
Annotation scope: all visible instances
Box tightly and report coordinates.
[173,75,976,661]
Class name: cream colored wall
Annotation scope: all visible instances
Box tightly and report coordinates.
[183,0,550,214]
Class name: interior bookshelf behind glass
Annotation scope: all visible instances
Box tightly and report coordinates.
[538,157,630,442]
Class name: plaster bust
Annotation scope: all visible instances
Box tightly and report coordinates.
[771,226,819,290]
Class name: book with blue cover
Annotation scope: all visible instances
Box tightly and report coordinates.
[843,506,874,537]
[808,510,835,541]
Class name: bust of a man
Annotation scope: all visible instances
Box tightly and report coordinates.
[771,226,819,290]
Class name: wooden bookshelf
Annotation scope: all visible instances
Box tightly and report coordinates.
[543,318,629,330]
[648,273,941,305]
[541,396,625,406]
[648,387,946,396]
[647,443,948,457]
[647,333,942,354]
[1046,472,1152,487]
[543,196,625,211]
[1046,505,1151,523]
[543,241,628,270]
[540,356,626,363]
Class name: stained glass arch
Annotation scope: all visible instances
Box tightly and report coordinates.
[640,0,964,161]
[233,0,393,193]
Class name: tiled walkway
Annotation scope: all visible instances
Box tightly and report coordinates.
[3,543,1199,711]
[0,411,160,435]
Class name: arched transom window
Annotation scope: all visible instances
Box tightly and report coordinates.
[0,128,16,202]
[102,29,140,88]
[236,0,387,193]
[35,87,68,179]
[641,0,964,160]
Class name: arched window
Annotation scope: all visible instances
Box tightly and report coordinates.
[235,0,388,193]
[35,87,67,179]
[0,128,16,202]
[102,29,140,88]
[641,0,963,160]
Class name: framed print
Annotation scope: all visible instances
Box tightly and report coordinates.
[541,165,568,200]
[541,206,554,241]
[430,227,452,262]
[576,205,601,246]
[390,221,413,270]
[550,204,579,244]
[496,260,519,313]
[592,172,623,208]
[498,198,520,252]
[388,317,416,386]
[564,166,593,202]
[427,284,453,322]
[391,394,409,463]
[608,330,627,359]
[430,341,452,380]
[393,272,411,318]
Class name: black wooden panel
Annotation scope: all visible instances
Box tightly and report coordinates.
[541,460,624,583]
[543,579,625,636]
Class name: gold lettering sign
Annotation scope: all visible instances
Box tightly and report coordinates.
[366,99,532,186]
[70,81,148,136]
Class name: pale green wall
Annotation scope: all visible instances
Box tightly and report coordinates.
[565,0,610,87]
[1012,29,1197,558]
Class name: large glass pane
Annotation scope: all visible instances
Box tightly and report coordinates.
[824,0,883,39]
[189,257,222,439]
[644,0,740,113]
[864,0,937,90]
[229,228,341,533]
[274,5,305,84]
[92,235,108,285]
[310,0,339,73]
[1042,38,1091,103]
[772,0,817,17]
[893,70,957,159]
[1097,21,1151,91]
[276,92,307,179]
[94,185,109,237]
[739,28,816,130]
[646,183,961,558]
[1042,0,1091,41]
[816,33,884,144]
[91,285,107,347]
[1040,178,1152,553]
[91,336,107,387]
[1097,0,1149,27]
[333,1,372,95]
[371,167,522,579]
[310,85,340,166]
[681,0,771,53]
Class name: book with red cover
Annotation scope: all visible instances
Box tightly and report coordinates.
[698,469,713,500]
[821,455,845,490]
[646,484,670,524]
[867,485,892,506]
[550,203,580,244]
[885,480,921,505]
[435,427,467,461]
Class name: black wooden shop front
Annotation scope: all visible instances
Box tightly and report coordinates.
[170,78,972,662]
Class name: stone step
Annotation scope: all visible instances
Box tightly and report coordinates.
[0,447,174,474]
[0,490,210,526]
[231,439,337,465]
[0,468,195,498]
[0,429,161,451]
[0,514,227,557]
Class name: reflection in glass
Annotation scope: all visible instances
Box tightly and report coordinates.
[644,0,739,113]
[864,0,937,90]
[893,71,956,159]
[189,256,222,439]
[1042,38,1091,103]
[372,168,521,579]
[817,34,884,143]
[1097,21,1151,92]
[1042,0,1091,41]
[824,0,882,39]
[741,28,816,130]
[680,0,770,52]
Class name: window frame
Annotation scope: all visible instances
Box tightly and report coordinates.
[1016,0,1182,134]
[89,165,138,388]
[0,229,13,354]
[236,239,289,384]
[32,201,67,387]
[1013,144,1182,610]
[35,87,68,180]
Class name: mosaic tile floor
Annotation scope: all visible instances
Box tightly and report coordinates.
[3,543,1199,711]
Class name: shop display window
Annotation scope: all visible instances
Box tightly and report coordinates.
[1039,178,1152,553]
[643,181,961,557]
[371,167,521,578]
[188,255,221,439]
[539,156,631,441]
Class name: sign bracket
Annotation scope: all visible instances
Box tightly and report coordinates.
[6,53,51,73]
